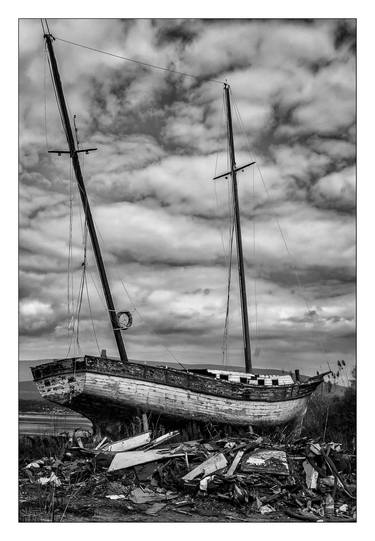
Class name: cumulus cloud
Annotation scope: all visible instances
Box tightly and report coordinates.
[19,19,356,379]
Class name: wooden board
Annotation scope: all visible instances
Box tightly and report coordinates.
[182,453,228,481]
[108,450,184,472]
[101,432,151,452]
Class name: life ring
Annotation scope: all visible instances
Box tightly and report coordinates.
[116,311,133,331]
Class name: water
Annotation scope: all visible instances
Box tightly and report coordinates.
[19,412,93,436]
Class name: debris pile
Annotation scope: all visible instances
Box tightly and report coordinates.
[19,430,356,522]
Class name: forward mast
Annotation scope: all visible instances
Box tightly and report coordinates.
[43,25,128,364]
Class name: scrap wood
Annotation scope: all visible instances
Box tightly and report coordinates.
[108,450,184,472]
[76,437,84,449]
[134,461,159,482]
[101,432,151,453]
[320,448,355,499]
[285,509,322,522]
[145,502,167,515]
[303,460,319,489]
[127,487,179,504]
[173,508,194,516]
[225,514,248,522]
[259,504,276,515]
[199,475,214,491]
[94,437,108,450]
[182,453,228,482]
[174,499,193,507]
[225,450,244,477]
[143,431,180,450]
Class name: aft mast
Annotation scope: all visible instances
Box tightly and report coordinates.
[223,84,252,372]
[42,21,128,364]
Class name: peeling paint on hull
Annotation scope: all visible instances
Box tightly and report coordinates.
[32,356,323,427]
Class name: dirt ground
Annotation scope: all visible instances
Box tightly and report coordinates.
[19,494,295,523]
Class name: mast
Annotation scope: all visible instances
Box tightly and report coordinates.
[224,84,252,372]
[43,29,128,363]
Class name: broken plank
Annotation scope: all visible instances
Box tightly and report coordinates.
[303,460,319,489]
[144,430,180,449]
[76,437,84,448]
[94,436,108,450]
[102,432,151,453]
[225,450,244,477]
[108,450,184,472]
[182,453,228,482]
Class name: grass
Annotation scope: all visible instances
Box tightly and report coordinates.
[302,385,356,450]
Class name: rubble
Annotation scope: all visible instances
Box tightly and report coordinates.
[18,429,357,522]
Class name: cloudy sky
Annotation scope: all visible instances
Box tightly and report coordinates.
[19,18,355,381]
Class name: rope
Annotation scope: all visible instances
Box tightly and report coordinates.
[85,274,101,355]
[75,222,88,353]
[53,36,225,85]
[222,217,235,364]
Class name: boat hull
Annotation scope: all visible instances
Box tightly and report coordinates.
[31,356,323,428]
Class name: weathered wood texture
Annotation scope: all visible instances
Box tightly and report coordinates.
[182,453,228,481]
[101,432,151,452]
[32,356,323,402]
[108,450,184,472]
[34,368,311,426]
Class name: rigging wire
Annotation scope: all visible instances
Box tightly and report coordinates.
[210,87,237,365]
[222,219,235,365]
[230,91,331,360]
[43,44,49,152]
[85,261,101,355]
[53,36,225,85]
[212,89,231,269]
[230,93,313,312]
[252,164,259,342]
[223,88,237,364]
[67,159,74,326]
[82,207,189,371]
[224,87,249,361]
[118,277,189,373]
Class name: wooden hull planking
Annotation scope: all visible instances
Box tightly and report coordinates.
[32,357,322,427]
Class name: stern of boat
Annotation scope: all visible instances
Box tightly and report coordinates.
[31,357,87,408]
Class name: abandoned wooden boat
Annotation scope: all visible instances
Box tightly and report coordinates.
[32,356,326,429]
[31,22,328,431]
